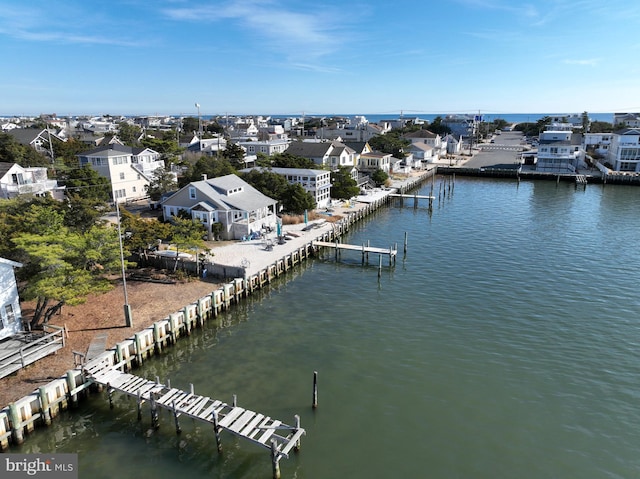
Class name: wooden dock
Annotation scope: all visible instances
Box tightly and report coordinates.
[85,355,305,478]
[313,240,397,266]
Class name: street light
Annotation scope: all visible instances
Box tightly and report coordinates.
[115,199,133,327]
[195,102,202,139]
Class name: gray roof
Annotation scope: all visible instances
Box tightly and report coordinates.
[0,162,14,177]
[403,130,437,139]
[240,166,328,177]
[168,174,277,212]
[285,141,333,158]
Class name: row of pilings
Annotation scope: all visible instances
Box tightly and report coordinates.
[0,169,437,451]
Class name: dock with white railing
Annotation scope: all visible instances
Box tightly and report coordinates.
[84,354,305,479]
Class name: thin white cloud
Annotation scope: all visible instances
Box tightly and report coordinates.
[0,4,144,47]
[163,0,347,62]
[563,58,600,66]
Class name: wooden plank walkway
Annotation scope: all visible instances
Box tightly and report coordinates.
[313,241,397,257]
[388,193,435,199]
[84,358,305,475]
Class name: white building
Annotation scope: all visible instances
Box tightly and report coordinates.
[536,129,584,172]
[241,166,332,209]
[77,144,163,203]
[606,128,640,172]
[236,139,290,157]
[0,257,23,341]
[0,162,64,200]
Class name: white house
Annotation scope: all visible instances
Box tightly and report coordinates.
[583,133,612,157]
[0,162,64,200]
[161,174,278,240]
[285,141,357,169]
[240,167,332,209]
[236,139,290,157]
[403,130,447,160]
[0,257,23,341]
[536,129,584,172]
[77,144,163,203]
[359,151,392,173]
[606,128,640,172]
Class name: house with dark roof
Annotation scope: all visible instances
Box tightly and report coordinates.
[161,174,278,240]
[77,144,164,203]
[4,128,64,159]
[285,140,356,169]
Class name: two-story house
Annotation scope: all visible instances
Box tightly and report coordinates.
[0,162,64,200]
[285,141,356,170]
[536,128,584,172]
[606,128,640,172]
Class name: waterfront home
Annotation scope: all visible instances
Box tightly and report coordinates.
[77,144,163,203]
[0,257,23,341]
[606,128,640,172]
[583,133,612,158]
[161,174,278,240]
[0,162,64,200]
[536,128,584,173]
[240,166,332,209]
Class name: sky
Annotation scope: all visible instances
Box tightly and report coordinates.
[1,0,640,117]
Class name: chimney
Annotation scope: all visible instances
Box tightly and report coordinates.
[202,174,207,181]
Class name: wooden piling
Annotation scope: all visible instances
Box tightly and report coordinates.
[38,387,51,426]
[312,371,318,409]
[271,439,281,479]
[8,403,24,445]
[212,409,222,453]
[172,400,181,434]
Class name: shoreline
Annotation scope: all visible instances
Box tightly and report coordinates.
[0,169,435,449]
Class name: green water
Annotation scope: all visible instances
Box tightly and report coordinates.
[10,178,640,478]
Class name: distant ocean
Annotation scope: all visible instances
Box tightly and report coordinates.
[211,112,615,124]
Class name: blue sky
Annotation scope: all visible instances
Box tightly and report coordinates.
[1,0,639,117]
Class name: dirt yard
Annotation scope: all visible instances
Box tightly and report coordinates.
[0,276,222,408]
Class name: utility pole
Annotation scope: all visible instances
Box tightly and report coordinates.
[195,103,202,139]
[115,199,133,327]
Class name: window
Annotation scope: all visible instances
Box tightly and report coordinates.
[189,187,196,200]
[132,186,137,192]
[5,304,15,324]
[119,172,125,180]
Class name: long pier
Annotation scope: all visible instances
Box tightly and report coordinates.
[85,354,304,478]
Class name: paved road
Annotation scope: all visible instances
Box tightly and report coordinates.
[464,131,528,169]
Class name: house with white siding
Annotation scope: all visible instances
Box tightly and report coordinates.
[606,128,640,172]
[0,162,64,200]
[240,167,332,209]
[0,257,23,341]
[161,174,278,240]
[77,144,163,203]
[536,128,584,172]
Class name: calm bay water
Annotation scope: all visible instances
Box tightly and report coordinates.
[10,178,640,479]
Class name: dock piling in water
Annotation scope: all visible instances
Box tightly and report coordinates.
[312,371,318,409]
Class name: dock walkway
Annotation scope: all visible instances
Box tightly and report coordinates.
[85,355,304,477]
[313,240,397,266]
